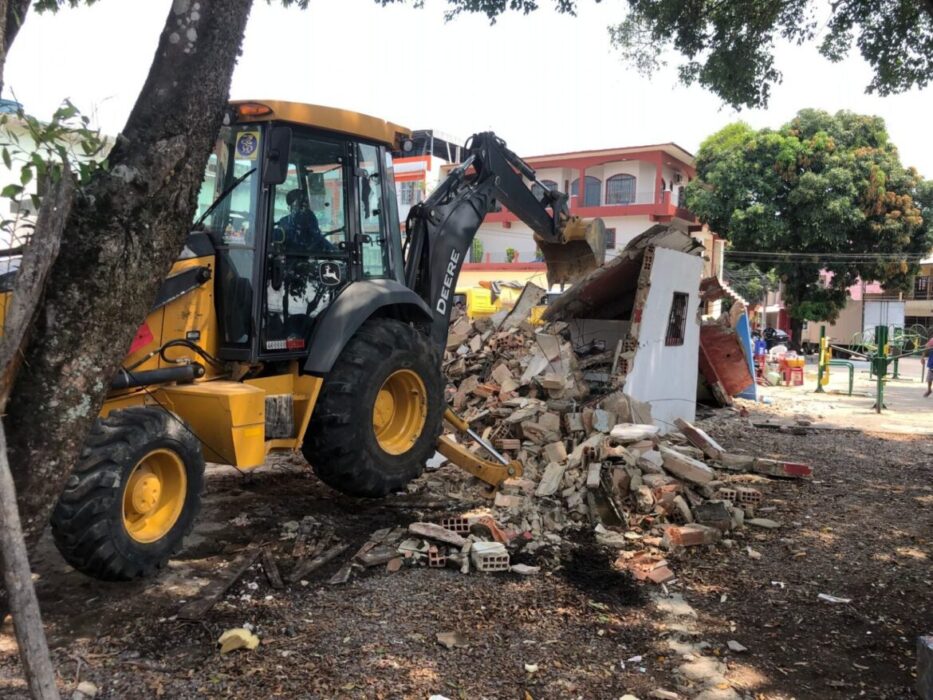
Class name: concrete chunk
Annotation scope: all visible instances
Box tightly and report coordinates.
[586,463,602,489]
[660,446,716,485]
[693,501,732,532]
[544,441,568,464]
[663,523,721,547]
[718,452,754,471]
[610,423,660,443]
[535,461,567,497]
[674,418,725,460]
[751,458,813,479]
[408,523,467,547]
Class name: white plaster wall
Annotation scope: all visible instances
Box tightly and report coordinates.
[476,223,539,262]
[478,217,655,260]
[535,168,571,190]
[601,216,653,253]
[623,247,703,434]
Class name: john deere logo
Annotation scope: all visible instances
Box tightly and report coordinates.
[319,262,341,286]
[235,131,259,160]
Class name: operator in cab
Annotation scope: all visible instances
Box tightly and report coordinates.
[277,189,335,254]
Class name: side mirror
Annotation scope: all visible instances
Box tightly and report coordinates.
[262,126,292,185]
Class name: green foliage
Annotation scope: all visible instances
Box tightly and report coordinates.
[377,0,579,23]
[610,0,933,109]
[505,246,517,263]
[378,0,933,109]
[0,100,106,243]
[471,237,484,263]
[687,109,932,328]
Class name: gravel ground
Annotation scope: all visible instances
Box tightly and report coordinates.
[0,400,930,699]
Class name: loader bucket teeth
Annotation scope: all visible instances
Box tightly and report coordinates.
[538,217,607,287]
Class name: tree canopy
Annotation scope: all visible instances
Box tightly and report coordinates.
[382,0,933,109]
[685,109,932,339]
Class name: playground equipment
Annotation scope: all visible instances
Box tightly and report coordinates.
[815,327,854,396]
[816,324,928,413]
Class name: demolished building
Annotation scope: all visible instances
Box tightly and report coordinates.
[543,225,705,432]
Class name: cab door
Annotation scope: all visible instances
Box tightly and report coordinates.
[260,131,351,357]
[352,142,404,283]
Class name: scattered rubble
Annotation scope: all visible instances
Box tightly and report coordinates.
[248,299,817,590]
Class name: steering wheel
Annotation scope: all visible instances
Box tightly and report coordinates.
[322,226,346,243]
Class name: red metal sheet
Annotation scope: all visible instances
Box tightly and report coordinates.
[699,324,754,401]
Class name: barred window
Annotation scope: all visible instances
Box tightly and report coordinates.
[665,292,689,346]
[606,174,636,204]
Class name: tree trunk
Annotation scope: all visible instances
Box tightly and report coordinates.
[0,422,59,700]
[1,0,254,603]
[789,316,803,351]
[0,0,30,93]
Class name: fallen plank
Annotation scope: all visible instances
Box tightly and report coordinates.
[261,547,285,590]
[178,544,262,619]
[288,543,349,583]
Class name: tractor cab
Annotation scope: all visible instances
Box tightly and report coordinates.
[192,101,411,364]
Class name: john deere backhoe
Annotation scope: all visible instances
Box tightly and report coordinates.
[18,100,604,581]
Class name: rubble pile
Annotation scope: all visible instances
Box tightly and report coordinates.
[424,308,812,584]
[270,306,812,588]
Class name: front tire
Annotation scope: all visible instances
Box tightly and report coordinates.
[51,407,205,581]
[303,318,443,497]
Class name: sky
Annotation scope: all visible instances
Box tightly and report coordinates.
[4,0,932,175]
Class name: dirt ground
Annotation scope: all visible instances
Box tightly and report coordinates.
[1,395,930,699]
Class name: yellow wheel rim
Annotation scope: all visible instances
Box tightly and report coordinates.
[122,449,187,544]
[372,369,428,455]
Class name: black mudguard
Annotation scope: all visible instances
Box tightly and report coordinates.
[303,279,433,375]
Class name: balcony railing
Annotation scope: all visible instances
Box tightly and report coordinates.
[905,277,932,300]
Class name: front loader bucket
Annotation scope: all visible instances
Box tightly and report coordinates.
[537,217,607,288]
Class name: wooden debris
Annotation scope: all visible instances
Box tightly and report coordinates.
[178,544,262,619]
[261,547,285,590]
[288,543,349,583]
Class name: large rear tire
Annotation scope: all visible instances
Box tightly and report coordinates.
[51,407,205,581]
[303,318,443,497]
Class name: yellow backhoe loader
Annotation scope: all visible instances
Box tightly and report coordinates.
[5,100,604,581]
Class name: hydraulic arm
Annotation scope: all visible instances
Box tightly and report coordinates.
[404,132,604,491]
[403,132,604,352]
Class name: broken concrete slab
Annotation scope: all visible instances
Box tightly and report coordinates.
[751,458,813,479]
[674,418,725,460]
[543,441,567,464]
[408,523,468,547]
[610,423,661,443]
[499,282,546,330]
[535,461,568,497]
[693,501,732,532]
[660,446,716,485]
[746,517,781,529]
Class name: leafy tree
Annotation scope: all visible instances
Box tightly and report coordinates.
[381,0,933,110]
[686,109,932,345]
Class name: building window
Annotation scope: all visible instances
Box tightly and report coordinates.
[571,176,601,207]
[397,181,422,206]
[665,292,689,346]
[531,179,559,202]
[605,174,636,205]
[915,276,930,297]
[604,227,616,250]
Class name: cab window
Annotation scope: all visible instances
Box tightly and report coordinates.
[356,142,390,278]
